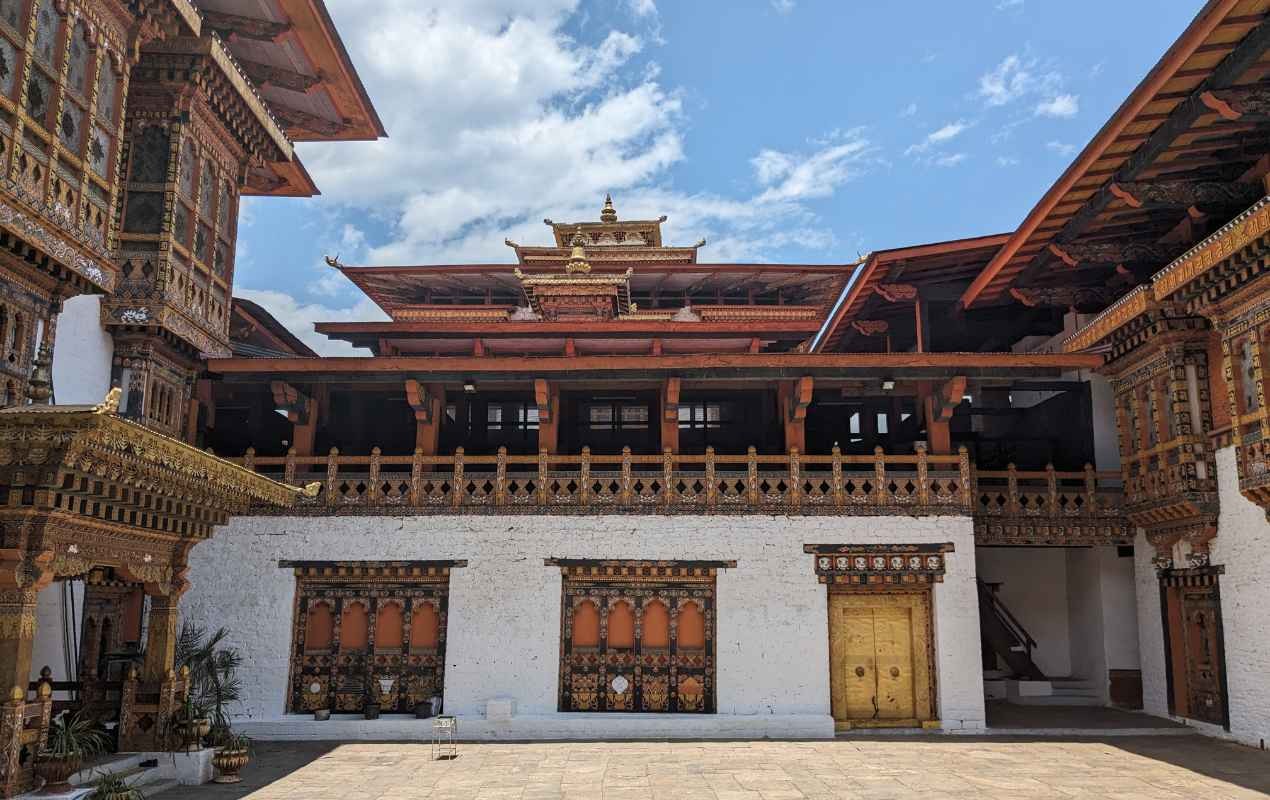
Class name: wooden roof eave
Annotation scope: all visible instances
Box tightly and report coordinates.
[960,0,1260,310]
[207,351,1105,385]
[0,398,310,508]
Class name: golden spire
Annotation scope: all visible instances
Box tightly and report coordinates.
[600,193,617,224]
[566,227,592,273]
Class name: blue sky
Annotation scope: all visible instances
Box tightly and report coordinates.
[234,0,1205,354]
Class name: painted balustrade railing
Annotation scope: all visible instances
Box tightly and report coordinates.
[973,464,1124,518]
[231,444,976,515]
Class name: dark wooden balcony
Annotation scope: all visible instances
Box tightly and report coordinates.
[228,446,1130,546]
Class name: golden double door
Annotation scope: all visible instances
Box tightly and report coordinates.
[828,589,936,730]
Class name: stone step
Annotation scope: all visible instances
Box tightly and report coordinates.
[1009,695,1106,706]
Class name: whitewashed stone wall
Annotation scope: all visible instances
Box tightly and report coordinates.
[1210,447,1270,748]
[1135,447,1270,747]
[180,514,984,739]
[50,294,113,404]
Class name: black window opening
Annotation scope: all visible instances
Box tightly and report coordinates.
[438,393,539,456]
[677,392,781,454]
[561,392,659,455]
[805,396,920,456]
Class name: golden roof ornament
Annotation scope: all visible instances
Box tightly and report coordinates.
[566,227,592,274]
[600,193,617,224]
[93,387,123,415]
[26,341,53,403]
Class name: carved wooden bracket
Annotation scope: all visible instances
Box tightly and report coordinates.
[790,376,814,422]
[875,283,918,303]
[270,381,310,424]
[1049,240,1170,266]
[851,319,889,336]
[1200,87,1270,121]
[935,376,967,422]
[662,377,681,422]
[535,378,553,423]
[404,379,434,424]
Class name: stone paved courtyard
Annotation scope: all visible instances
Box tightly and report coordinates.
[151,735,1270,799]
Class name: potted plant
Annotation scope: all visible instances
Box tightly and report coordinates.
[91,769,144,799]
[174,695,212,752]
[175,623,243,734]
[34,709,109,790]
[211,731,251,784]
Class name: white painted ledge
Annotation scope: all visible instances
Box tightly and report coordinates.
[235,712,836,741]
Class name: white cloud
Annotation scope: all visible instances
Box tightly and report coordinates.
[751,130,875,203]
[1046,140,1077,156]
[905,120,970,156]
[243,0,877,345]
[900,103,918,118]
[979,55,1032,107]
[771,0,795,14]
[934,153,968,167]
[1035,93,1079,118]
[995,155,1020,167]
[627,0,657,17]
[995,0,1023,10]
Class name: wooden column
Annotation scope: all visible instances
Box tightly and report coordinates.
[0,587,39,697]
[406,380,443,455]
[921,376,966,455]
[661,377,681,453]
[779,376,813,454]
[535,379,560,454]
[142,592,181,681]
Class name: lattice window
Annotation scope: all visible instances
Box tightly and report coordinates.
[284,560,462,715]
[1240,339,1260,413]
[552,559,731,714]
[128,125,170,183]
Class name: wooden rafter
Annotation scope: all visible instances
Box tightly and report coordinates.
[237,58,321,93]
[202,9,291,42]
[1107,179,1262,209]
[271,106,351,137]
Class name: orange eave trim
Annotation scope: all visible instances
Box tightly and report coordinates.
[959,0,1244,310]
[207,351,1105,375]
[314,320,823,335]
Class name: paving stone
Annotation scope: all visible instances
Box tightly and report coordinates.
[149,736,1270,800]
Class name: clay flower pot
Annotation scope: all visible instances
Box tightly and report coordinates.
[32,753,82,789]
[212,746,250,783]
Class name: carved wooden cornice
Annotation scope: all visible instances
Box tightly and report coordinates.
[1153,195,1270,302]
[804,543,954,585]
[851,319,889,337]
[0,394,307,512]
[1062,286,1155,354]
[1011,285,1118,310]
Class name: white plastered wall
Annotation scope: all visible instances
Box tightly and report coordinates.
[1134,447,1270,747]
[30,581,84,682]
[180,514,984,739]
[51,294,113,404]
[1210,447,1270,747]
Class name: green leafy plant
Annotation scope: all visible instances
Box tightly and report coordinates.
[175,622,243,732]
[91,769,144,798]
[43,708,109,760]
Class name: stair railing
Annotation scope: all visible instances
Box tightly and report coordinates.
[977,579,1037,660]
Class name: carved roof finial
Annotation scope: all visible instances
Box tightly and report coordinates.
[600,193,617,224]
[94,387,123,415]
[323,254,344,269]
[567,227,591,273]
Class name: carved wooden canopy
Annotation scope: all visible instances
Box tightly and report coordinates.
[0,392,307,533]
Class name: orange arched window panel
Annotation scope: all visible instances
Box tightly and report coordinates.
[374,601,404,650]
[677,601,705,649]
[304,602,334,651]
[572,600,600,647]
[607,600,635,649]
[339,601,368,651]
[643,599,669,648]
[410,602,440,651]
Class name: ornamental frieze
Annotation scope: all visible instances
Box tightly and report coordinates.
[0,197,115,292]
[1153,195,1270,302]
[803,543,954,585]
